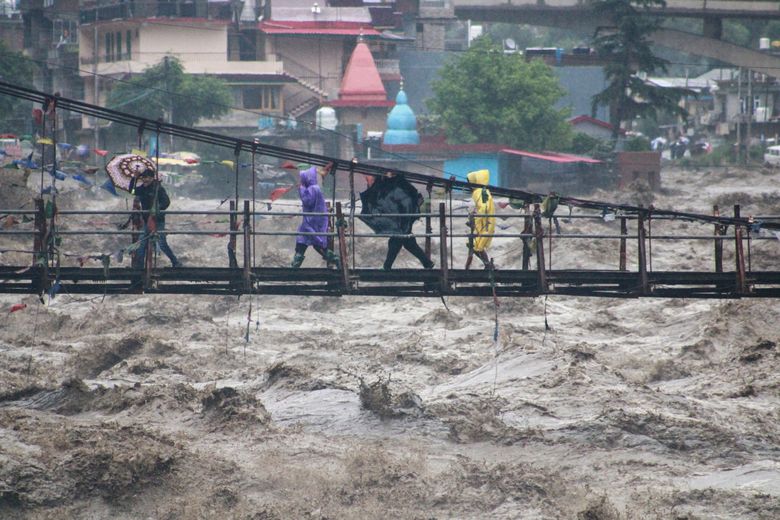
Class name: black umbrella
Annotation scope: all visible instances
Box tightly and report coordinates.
[359,175,422,235]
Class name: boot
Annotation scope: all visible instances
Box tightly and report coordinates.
[325,250,340,269]
[291,253,305,268]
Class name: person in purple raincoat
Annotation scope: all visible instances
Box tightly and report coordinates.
[291,163,340,268]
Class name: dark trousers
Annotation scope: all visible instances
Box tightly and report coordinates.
[384,236,432,270]
[134,216,178,268]
[295,242,328,259]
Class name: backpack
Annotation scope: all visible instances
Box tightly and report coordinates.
[157,186,171,211]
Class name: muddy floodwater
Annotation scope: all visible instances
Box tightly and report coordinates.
[1,165,779,519]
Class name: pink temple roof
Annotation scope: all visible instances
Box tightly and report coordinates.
[329,41,392,107]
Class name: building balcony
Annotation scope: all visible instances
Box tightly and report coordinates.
[78,54,284,77]
[79,1,232,24]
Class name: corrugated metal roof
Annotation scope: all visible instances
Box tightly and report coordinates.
[501,149,602,164]
[259,20,380,36]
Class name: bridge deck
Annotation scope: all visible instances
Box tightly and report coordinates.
[4,266,779,298]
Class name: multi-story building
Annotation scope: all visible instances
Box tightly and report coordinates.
[0,0,24,52]
[75,0,407,140]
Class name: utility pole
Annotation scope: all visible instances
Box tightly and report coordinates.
[736,67,742,164]
[746,69,752,164]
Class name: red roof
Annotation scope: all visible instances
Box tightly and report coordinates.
[384,142,504,154]
[501,148,602,164]
[259,21,381,36]
[569,114,614,130]
[383,136,601,163]
[331,41,390,107]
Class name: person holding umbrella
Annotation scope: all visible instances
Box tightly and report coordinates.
[133,168,180,268]
[360,172,434,270]
[291,162,339,268]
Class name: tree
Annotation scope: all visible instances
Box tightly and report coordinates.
[428,37,572,151]
[590,0,690,140]
[107,56,232,128]
[0,41,35,133]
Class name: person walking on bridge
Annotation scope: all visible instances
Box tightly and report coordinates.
[291,163,340,268]
[133,168,180,269]
[465,169,496,269]
[359,172,434,270]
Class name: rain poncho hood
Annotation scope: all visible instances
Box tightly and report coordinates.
[466,169,495,252]
[359,175,422,235]
[300,166,318,188]
[297,167,328,249]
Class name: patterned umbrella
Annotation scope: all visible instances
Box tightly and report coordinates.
[105,154,158,192]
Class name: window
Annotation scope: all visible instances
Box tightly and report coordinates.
[52,20,78,47]
[243,86,262,109]
[262,86,280,110]
[105,33,110,62]
[126,30,132,59]
[242,86,281,111]
[116,32,122,60]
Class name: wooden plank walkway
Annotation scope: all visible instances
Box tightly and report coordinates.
[2,266,779,298]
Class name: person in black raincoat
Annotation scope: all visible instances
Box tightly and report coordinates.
[132,168,180,268]
[360,172,434,270]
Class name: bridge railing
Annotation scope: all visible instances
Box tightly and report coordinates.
[2,197,777,296]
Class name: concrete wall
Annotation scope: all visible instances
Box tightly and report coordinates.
[273,36,347,100]
[617,151,661,191]
[79,22,282,78]
[572,122,613,140]
[443,153,498,184]
[337,107,389,137]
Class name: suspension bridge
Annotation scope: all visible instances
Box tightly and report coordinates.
[1,81,779,299]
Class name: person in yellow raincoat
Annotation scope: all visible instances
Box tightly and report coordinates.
[465,169,496,269]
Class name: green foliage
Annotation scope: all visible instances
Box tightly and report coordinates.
[624,136,651,151]
[107,56,232,127]
[570,132,603,155]
[723,20,751,47]
[589,0,691,140]
[766,21,780,41]
[428,37,572,151]
[0,41,35,133]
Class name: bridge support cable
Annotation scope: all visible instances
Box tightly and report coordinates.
[637,211,650,296]
[438,202,450,294]
[533,204,547,294]
[619,216,628,272]
[335,202,351,292]
[0,79,777,233]
[734,205,747,295]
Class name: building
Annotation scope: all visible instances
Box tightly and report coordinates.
[645,73,715,136]
[569,115,616,140]
[708,68,780,140]
[74,0,407,143]
[0,0,23,51]
[329,38,394,140]
[17,0,82,140]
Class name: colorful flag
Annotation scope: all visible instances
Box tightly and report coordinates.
[9,303,27,313]
[269,185,294,201]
